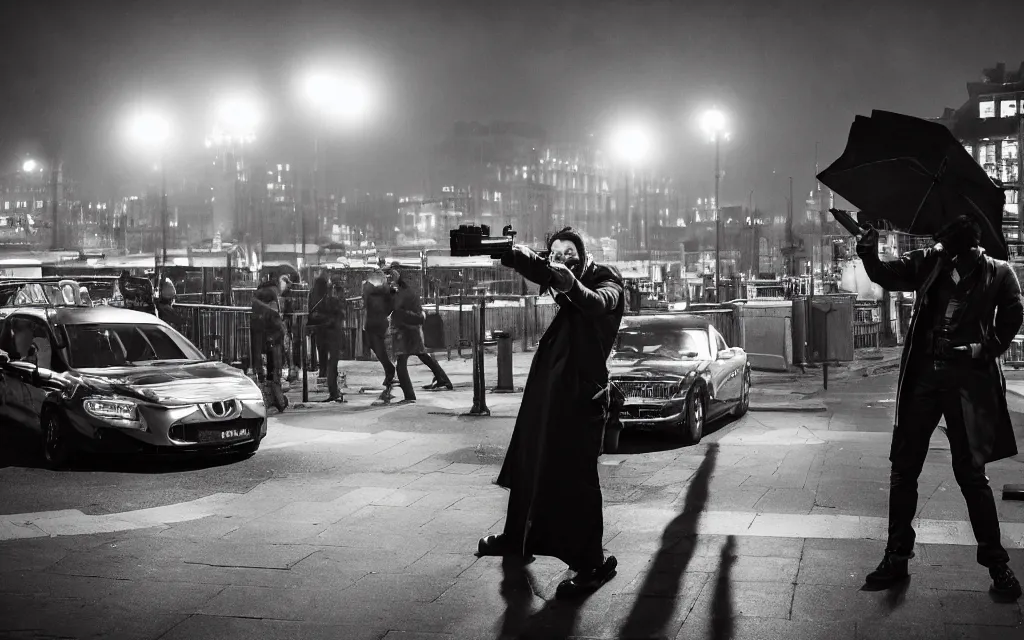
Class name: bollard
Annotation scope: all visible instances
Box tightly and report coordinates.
[493,330,513,392]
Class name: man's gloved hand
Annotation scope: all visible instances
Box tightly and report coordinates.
[548,261,576,293]
[856,224,879,251]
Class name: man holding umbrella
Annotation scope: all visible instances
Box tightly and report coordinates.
[856,215,1021,600]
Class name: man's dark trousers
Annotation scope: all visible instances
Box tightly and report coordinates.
[363,330,395,383]
[887,358,1010,568]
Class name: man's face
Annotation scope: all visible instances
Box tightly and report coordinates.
[278,277,289,293]
[549,239,579,267]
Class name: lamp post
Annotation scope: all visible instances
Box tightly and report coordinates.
[127,109,171,272]
[610,122,653,255]
[206,95,260,244]
[700,109,729,299]
[301,69,373,268]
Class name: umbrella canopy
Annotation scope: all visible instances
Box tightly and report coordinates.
[818,110,1007,260]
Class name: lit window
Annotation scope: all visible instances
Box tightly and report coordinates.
[979,101,995,118]
[964,144,973,158]
[1001,141,1019,183]
[1005,189,1019,215]
[277,164,283,170]
[35,200,43,209]
[1001,100,1019,118]
[2,202,7,211]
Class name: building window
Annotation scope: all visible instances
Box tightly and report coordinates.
[979,143,998,179]
[1001,141,1019,184]
[1008,189,1020,207]
[964,144,973,158]
[1002,100,1019,118]
[2,202,7,211]
[35,200,43,209]
[979,101,995,118]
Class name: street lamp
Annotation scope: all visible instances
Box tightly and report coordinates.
[126,108,172,271]
[610,122,653,251]
[700,108,730,299]
[207,95,262,246]
[22,159,39,173]
[300,69,373,266]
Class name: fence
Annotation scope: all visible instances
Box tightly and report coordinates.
[853,302,882,349]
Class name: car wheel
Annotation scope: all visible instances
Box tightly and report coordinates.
[684,385,705,444]
[734,369,751,417]
[41,411,75,470]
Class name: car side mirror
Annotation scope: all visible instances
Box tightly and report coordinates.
[717,349,734,360]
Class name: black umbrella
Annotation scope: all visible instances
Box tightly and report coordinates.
[818,110,1007,260]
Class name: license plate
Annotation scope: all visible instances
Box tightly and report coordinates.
[197,428,248,443]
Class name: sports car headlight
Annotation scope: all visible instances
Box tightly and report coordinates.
[84,397,140,423]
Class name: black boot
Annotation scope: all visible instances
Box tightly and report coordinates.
[865,550,912,587]
[990,564,1022,601]
[556,556,617,599]
[477,534,513,556]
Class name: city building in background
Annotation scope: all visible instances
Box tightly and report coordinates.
[937,61,1024,250]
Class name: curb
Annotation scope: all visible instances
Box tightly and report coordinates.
[749,403,829,413]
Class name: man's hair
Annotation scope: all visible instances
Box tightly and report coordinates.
[934,215,982,246]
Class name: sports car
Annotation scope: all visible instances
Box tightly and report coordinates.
[0,305,267,469]
[606,314,751,452]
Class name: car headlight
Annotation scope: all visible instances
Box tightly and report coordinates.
[84,397,143,427]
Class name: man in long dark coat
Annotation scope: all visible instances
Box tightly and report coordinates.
[857,215,1021,600]
[477,227,624,599]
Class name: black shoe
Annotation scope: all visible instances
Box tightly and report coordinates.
[422,379,439,390]
[990,564,1022,601]
[478,534,512,556]
[424,380,454,391]
[556,556,617,599]
[865,550,912,587]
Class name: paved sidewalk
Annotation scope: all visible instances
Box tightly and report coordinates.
[2,377,1024,639]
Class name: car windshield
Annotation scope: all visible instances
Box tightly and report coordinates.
[613,326,712,360]
[63,323,204,368]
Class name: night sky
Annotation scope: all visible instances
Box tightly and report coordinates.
[2,0,1022,210]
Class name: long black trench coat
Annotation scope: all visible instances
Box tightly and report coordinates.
[858,244,1023,464]
[496,248,624,568]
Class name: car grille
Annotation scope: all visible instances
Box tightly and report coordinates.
[613,381,680,400]
[169,417,262,444]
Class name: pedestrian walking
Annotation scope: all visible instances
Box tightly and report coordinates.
[309,278,346,402]
[251,274,291,413]
[477,227,623,599]
[307,269,331,381]
[857,214,1022,600]
[362,269,396,387]
[388,263,452,403]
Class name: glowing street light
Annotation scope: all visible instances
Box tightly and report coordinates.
[610,122,655,251]
[302,70,373,124]
[699,107,730,298]
[127,109,171,151]
[206,95,261,147]
[22,159,39,173]
[610,123,653,166]
[125,107,172,271]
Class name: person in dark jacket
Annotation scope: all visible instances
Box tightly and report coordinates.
[388,264,452,403]
[477,227,623,599]
[307,270,331,379]
[309,277,346,402]
[251,276,290,412]
[155,278,186,334]
[362,270,396,387]
[857,215,1021,600]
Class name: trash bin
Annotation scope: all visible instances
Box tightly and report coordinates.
[493,330,513,392]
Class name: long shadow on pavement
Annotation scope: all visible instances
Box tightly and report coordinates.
[617,443,718,639]
[497,556,589,639]
[710,535,736,640]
